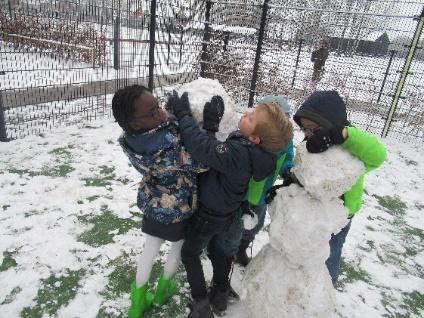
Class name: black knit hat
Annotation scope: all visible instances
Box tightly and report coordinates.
[293,91,349,128]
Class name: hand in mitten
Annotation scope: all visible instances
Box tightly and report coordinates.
[166,90,192,120]
[203,95,225,132]
[306,125,345,153]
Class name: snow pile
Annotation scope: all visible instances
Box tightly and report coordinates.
[175,77,239,140]
[292,143,365,200]
[243,142,365,318]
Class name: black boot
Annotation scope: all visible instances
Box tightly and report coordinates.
[235,239,251,266]
[188,296,214,318]
[209,283,229,316]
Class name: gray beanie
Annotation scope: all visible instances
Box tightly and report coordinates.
[258,95,291,116]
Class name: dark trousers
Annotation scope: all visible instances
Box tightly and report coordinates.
[181,206,234,298]
[325,219,352,284]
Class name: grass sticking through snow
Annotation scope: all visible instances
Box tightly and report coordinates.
[373,194,407,216]
[78,205,139,247]
[21,269,85,318]
[0,251,17,271]
[7,145,75,177]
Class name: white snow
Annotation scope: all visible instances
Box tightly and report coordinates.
[0,79,423,318]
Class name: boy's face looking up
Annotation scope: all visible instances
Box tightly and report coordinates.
[129,91,168,132]
[300,117,321,139]
[238,107,266,144]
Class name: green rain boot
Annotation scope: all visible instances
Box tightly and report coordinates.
[129,281,154,318]
[152,273,177,306]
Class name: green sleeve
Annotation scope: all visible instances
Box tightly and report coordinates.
[342,126,387,173]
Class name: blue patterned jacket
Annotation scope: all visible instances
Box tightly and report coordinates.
[119,119,206,224]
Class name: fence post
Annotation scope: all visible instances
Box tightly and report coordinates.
[167,25,171,66]
[376,49,396,104]
[148,0,157,91]
[248,0,269,108]
[113,2,121,70]
[291,38,304,87]
[382,7,424,137]
[0,91,8,142]
[179,29,184,68]
[223,31,230,52]
[200,0,213,77]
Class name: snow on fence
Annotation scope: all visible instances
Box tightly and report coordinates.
[1,0,424,143]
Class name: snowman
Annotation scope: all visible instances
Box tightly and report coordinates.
[242,142,365,318]
[174,77,239,140]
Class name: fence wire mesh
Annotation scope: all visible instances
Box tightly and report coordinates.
[1,0,424,143]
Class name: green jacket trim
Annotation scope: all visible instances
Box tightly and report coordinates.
[248,153,287,205]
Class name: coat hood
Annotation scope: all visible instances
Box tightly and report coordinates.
[293,91,349,128]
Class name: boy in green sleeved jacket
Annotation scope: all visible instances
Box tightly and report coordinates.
[293,90,387,284]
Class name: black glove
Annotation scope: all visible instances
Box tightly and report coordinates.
[306,125,345,153]
[265,170,298,204]
[166,90,192,120]
[281,168,295,187]
[240,201,255,218]
[203,95,225,132]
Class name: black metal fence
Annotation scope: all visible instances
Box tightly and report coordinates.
[1,0,424,143]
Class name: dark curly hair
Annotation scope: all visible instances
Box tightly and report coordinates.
[112,84,149,133]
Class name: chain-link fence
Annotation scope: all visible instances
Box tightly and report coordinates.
[1,0,424,142]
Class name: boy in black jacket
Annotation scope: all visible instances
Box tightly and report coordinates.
[167,92,293,317]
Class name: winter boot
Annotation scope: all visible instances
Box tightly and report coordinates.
[227,284,240,303]
[152,272,177,306]
[129,281,154,318]
[188,296,214,318]
[235,239,251,267]
[209,284,229,316]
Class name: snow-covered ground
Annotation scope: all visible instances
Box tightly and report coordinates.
[1,79,423,316]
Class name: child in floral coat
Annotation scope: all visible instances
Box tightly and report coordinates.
[112,85,224,317]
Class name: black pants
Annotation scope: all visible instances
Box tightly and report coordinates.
[181,206,235,298]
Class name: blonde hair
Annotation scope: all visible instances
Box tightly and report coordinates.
[253,103,293,153]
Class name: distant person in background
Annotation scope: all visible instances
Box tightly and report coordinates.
[311,39,329,82]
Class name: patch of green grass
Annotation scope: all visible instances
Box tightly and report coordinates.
[8,145,75,178]
[367,240,375,249]
[0,251,17,271]
[336,259,371,288]
[8,164,74,178]
[1,286,21,305]
[21,269,85,318]
[78,206,139,247]
[48,146,73,158]
[86,195,100,202]
[37,164,75,177]
[100,254,137,300]
[373,194,407,216]
[401,291,424,317]
[82,166,117,187]
[403,226,424,242]
[404,248,418,257]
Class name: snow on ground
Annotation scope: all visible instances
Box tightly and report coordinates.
[0,86,423,317]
